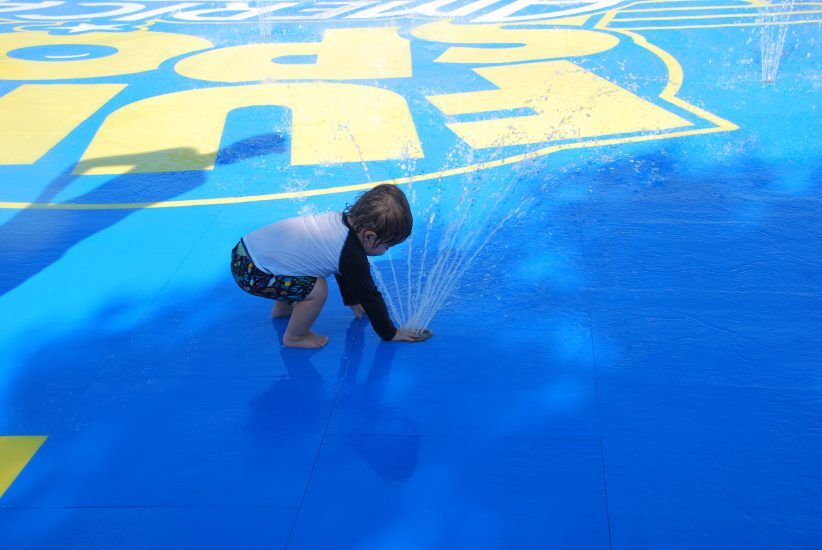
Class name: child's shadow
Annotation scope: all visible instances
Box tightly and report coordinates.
[244,317,329,440]
[343,322,420,483]
[256,316,420,483]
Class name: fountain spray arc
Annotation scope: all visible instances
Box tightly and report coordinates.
[326,68,626,336]
[757,0,797,83]
[369,83,625,335]
[374,160,536,335]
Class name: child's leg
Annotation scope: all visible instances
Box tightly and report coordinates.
[283,277,328,348]
[272,301,293,318]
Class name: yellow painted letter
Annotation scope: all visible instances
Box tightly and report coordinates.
[411,21,618,64]
[0,84,125,164]
[0,30,212,80]
[77,83,423,174]
[175,27,411,82]
[427,61,692,149]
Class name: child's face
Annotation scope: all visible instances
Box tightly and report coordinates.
[360,231,391,256]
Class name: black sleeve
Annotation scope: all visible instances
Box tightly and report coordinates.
[334,273,358,306]
[336,231,397,341]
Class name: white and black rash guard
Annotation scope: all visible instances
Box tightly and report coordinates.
[242,211,397,340]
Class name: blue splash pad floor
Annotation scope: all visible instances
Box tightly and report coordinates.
[2,3,822,548]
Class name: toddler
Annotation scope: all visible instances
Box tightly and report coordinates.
[231,184,420,348]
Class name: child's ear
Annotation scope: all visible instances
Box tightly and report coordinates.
[363,230,377,243]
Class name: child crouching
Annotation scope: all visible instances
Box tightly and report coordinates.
[231,184,420,348]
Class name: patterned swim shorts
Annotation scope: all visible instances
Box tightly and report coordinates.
[230,240,317,303]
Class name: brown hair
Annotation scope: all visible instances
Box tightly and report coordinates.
[343,184,413,246]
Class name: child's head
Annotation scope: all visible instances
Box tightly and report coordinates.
[344,184,413,255]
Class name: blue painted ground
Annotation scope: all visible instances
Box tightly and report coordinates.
[1,2,821,548]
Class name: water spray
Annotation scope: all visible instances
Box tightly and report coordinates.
[757,0,796,83]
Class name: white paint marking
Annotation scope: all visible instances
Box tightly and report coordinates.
[45,53,91,59]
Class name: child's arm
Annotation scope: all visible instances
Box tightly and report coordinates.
[335,273,419,342]
[333,275,364,318]
[336,243,399,340]
[334,273,358,307]
[335,265,397,340]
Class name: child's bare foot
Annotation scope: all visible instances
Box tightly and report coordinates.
[283,331,328,348]
[272,302,293,318]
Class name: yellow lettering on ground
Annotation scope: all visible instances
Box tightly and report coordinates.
[0,30,212,80]
[0,84,125,164]
[175,27,411,82]
[0,436,46,499]
[76,83,423,175]
[427,60,692,149]
[411,21,619,64]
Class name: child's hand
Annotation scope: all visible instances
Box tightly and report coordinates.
[350,304,364,318]
[392,329,420,342]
